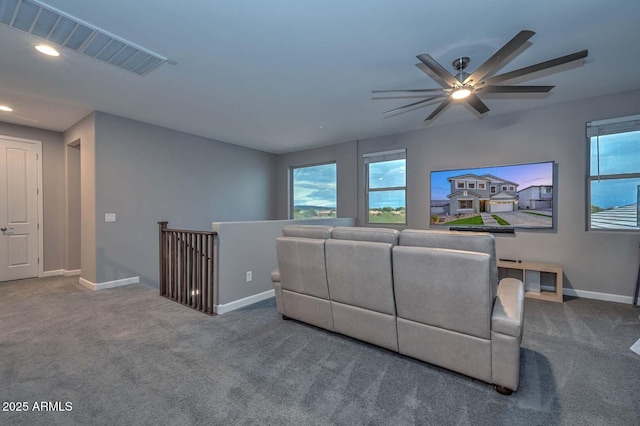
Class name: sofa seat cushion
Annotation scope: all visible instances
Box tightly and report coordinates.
[331,226,399,245]
[397,317,491,384]
[282,290,334,331]
[325,239,395,315]
[282,225,333,239]
[393,246,492,339]
[277,237,330,299]
[331,301,398,352]
[399,229,498,300]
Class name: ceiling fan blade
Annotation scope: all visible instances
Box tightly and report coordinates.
[416,54,459,88]
[480,50,588,86]
[477,85,554,93]
[463,30,535,85]
[373,95,444,100]
[424,98,452,125]
[465,94,490,116]
[372,88,445,94]
[382,95,447,115]
[382,98,444,119]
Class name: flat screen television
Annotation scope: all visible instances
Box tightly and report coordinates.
[430,161,555,231]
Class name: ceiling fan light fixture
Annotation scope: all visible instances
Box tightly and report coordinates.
[35,44,60,57]
[451,88,471,99]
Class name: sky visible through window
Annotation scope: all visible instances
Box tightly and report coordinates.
[368,159,406,208]
[292,163,336,208]
[590,131,640,209]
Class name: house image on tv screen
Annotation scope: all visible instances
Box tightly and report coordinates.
[518,185,553,210]
[447,174,520,214]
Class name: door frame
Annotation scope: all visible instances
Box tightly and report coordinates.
[0,134,43,278]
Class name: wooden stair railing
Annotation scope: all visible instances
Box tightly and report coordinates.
[158,221,217,315]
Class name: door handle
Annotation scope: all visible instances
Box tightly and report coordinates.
[1,227,14,232]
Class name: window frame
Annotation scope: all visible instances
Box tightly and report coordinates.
[458,199,473,210]
[364,149,407,226]
[289,161,337,220]
[586,114,640,232]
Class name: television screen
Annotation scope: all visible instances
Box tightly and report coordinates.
[430,161,555,230]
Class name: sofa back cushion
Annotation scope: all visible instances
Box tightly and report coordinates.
[331,226,399,245]
[282,225,333,239]
[393,246,492,339]
[276,237,330,299]
[325,239,396,315]
[399,229,498,299]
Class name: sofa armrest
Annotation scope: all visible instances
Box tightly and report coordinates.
[491,278,524,338]
[270,267,280,283]
[270,267,285,315]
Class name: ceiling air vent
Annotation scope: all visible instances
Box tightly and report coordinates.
[0,0,167,75]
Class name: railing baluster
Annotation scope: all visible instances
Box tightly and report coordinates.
[173,231,178,300]
[194,235,202,311]
[158,222,216,315]
[204,233,209,313]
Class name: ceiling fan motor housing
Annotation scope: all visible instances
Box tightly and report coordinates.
[452,57,471,83]
[452,57,470,71]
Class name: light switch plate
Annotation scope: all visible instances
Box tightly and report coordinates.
[105,213,116,222]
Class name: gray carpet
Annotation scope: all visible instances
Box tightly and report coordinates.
[0,276,639,425]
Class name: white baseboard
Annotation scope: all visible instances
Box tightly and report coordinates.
[540,285,634,304]
[41,269,81,277]
[78,276,140,291]
[215,289,275,314]
[41,269,64,277]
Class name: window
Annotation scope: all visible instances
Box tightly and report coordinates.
[459,199,473,209]
[587,115,640,230]
[290,162,337,219]
[456,181,465,189]
[490,185,497,194]
[509,185,515,192]
[478,182,486,190]
[502,185,508,191]
[365,149,406,224]
[468,182,475,189]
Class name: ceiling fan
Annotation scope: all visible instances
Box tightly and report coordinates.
[373,30,588,125]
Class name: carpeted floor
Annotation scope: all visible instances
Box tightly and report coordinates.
[0,276,638,425]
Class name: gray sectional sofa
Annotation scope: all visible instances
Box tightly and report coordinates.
[271,225,525,394]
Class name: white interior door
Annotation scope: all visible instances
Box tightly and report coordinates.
[0,137,39,282]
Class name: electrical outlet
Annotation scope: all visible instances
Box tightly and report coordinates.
[246,271,252,282]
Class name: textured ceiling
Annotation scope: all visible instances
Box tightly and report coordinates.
[0,0,639,154]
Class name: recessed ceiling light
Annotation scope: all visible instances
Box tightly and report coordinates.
[317,125,324,129]
[35,45,60,57]
[0,105,13,112]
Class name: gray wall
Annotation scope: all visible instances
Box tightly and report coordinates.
[64,114,96,283]
[213,217,355,307]
[276,140,358,219]
[66,144,81,271]
[276,89,640,299]
[93,112,277,286]
[0,121,65,273]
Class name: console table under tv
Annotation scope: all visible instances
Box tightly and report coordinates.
[498,260,564,303]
